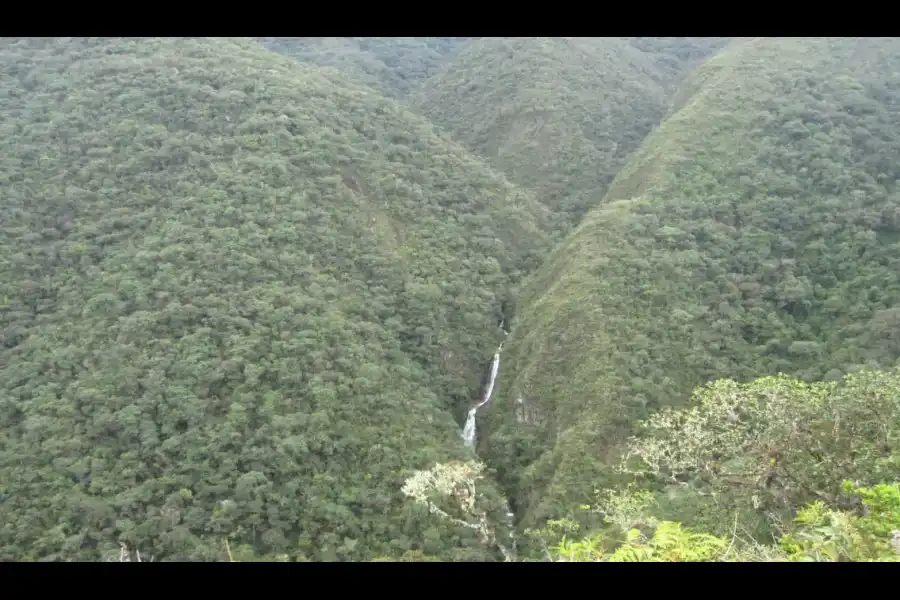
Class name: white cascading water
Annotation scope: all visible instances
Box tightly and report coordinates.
[460,319,515,560]
[462,325,507,448]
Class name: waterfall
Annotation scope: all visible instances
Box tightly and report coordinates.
[460,323,515,560]
[462,332,507,448]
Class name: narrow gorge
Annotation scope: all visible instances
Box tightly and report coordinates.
[458,308,516,560]
[461,333,506,449]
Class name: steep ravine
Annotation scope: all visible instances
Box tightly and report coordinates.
[459,312,517,560]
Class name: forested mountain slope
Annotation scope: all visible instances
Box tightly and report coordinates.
[480,37,900,531]
[626,37,733,90]
[413,37,725,228]
[0,37,551,561]
[256,37,469,100]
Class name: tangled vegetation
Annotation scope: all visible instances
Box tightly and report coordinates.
[619,370,900,539]
[4,37,900,562]
[483,37,900,530]
[400,370,900,562]
[540,480,900,562]
[0,37,547,561]
[256,37,468,100]
[413,37,725,228]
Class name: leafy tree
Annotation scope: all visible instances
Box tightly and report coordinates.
[619,369,900,538]
[537,481,900,562]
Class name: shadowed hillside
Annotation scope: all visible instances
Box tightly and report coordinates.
[0,37,551,561]
[413,37,726,228]
[626,37,733,89]
[480,37,900,533]
[256,37,469,100]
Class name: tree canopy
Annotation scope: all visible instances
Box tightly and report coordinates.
[257,37,468,100]
[481,37,900,531]
[413,37,726,228]
[3,36,900,562]
[0,36,546,561]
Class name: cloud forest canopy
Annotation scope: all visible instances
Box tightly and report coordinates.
[3,36,900,563]
[256,37,469,100]
[480,37,900,531]
[0,37,549,561]
[412,37,727,228]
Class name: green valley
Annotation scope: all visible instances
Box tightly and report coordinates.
[2,36,900,562]
[413,37,727,228]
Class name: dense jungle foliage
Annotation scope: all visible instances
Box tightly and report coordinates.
[397,369,900,562]
[256,37,468,100]
[482,37,900,538]
[412,37,726,228]
[626,37,733,91]
[2,37,900,562]
[0,36,549,561]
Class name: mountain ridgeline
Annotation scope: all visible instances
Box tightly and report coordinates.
[2,37,900,562]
